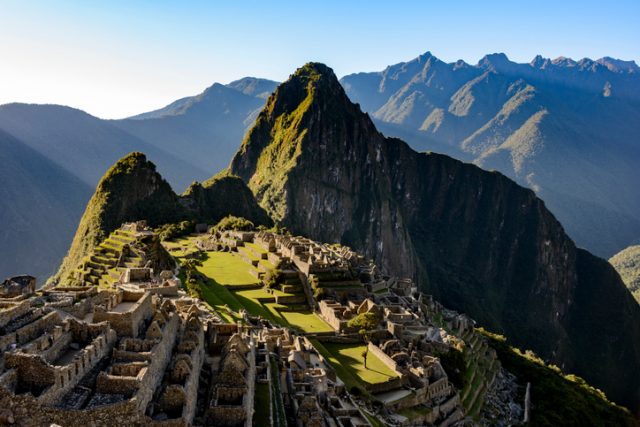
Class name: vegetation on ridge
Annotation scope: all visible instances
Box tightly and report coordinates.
[479,328,638,427]
[609,245,640,303]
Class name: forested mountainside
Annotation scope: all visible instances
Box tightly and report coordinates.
[341,52,640,258]
[230,62,640,412]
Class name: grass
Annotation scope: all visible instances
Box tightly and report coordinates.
[176,249,333,335]
[364,413,386,427]
[396,405,433,420]
[277,310,333,333]
[197,252,260,287]
[270,357,287,427]
[309,339,398,393]
[253,383,271,426]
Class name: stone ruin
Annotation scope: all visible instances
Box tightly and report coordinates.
[0,276,36,299]
[0,223,513,426]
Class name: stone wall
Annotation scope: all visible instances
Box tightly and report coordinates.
[0,387,142,427]
[0,300,31,329]
[318,300,348,332]
[367,342,398,372]
[15,311,61,345]
[93,292,153,337]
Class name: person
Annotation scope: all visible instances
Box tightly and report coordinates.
[362,348,368,369]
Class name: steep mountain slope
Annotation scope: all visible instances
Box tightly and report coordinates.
[113,78,278,175]
[230,63,640,413]
[610,245,640,303]
[341,52,640,258]
[55,152,270,284]
[0,129,92,281]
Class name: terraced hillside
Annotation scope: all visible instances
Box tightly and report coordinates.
[66,228,143,288]
[165,233,331,333]
[459,328,500,420]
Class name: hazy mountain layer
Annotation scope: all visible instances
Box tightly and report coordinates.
[114,78,278,174]
[0,129,92,281]
[341,52,640,258]
[230,63,640,413]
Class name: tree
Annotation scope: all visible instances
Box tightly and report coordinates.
[362,347,368,369]
[347,311,381,331]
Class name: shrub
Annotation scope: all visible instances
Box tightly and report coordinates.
[264,268,283,289]
[213,215,254,232]
[155,220,194,241]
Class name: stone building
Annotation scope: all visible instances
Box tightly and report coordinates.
[0,275,36,298]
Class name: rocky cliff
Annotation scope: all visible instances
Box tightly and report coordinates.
[56,152,270,283]
[230,63,640,413]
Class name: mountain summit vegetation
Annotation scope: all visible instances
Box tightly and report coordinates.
[230,62,640,413]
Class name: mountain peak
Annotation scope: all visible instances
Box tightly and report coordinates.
[292,62,337,81]
[596,56,640,73]
[478,52,511,69]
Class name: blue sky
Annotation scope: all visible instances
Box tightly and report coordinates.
[1,0,638,118]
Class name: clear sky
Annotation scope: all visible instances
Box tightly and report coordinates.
[1,0,638,119]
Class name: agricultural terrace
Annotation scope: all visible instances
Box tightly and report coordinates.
[165,235,333,334]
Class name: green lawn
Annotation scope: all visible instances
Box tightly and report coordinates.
[245,241,268,254]
[178,250,333,335]
[309,340,398,392]
[277,310,334,333]
[197,252,260,286]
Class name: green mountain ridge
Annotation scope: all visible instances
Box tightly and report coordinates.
[230,62,640,413]
[55,152,270,284]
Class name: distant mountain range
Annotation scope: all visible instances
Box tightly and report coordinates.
[0,52,638,282]
[341,52,640,258]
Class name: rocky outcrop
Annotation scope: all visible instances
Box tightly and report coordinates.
[230,63,640,413]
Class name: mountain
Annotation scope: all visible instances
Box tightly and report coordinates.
[227,77,280,99]
[230,62,640,413]
[610,245,640,303]
[0,79,277,282]
[113,78,279,174]
[55,152,270,283]
[340,52,640,258]
[0,103,204,190]
[0,129,92,281]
